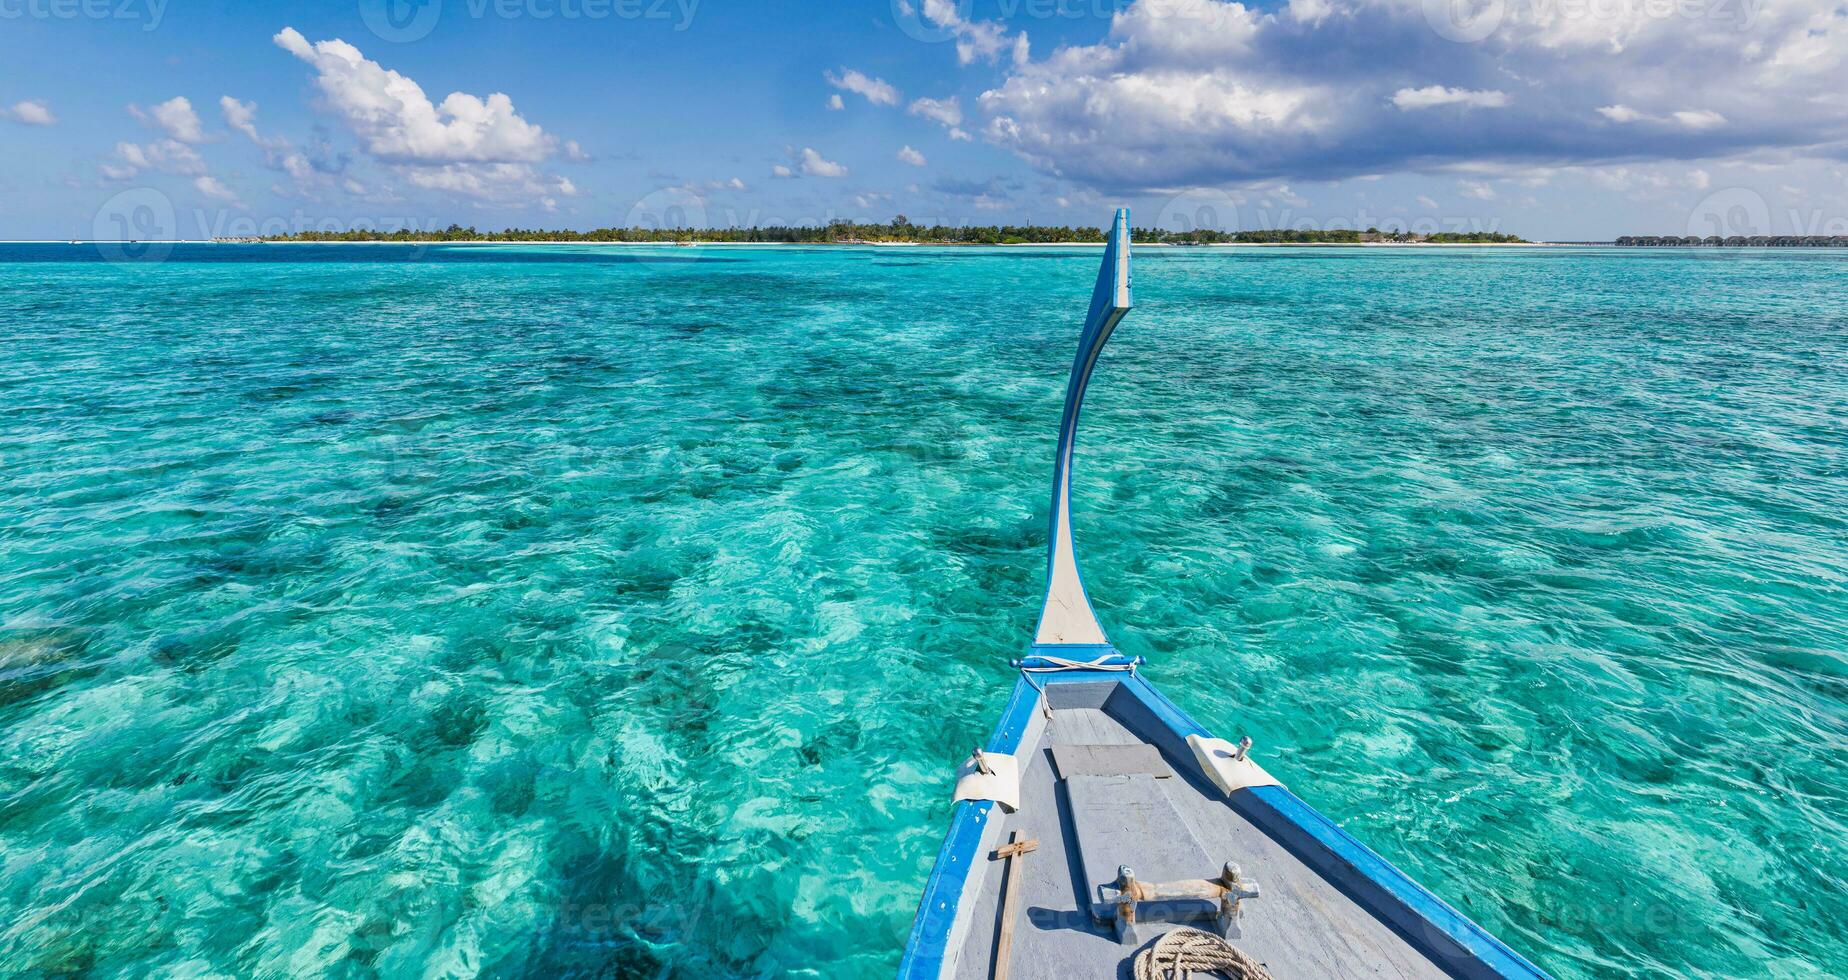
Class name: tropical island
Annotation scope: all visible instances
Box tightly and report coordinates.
[259,218,1526,246]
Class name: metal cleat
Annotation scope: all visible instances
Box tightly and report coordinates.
[1097,860,1261,945]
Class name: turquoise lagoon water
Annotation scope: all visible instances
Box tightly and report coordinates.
[0,243,1843,978]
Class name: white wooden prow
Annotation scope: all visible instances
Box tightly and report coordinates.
[1034,209,1133,649]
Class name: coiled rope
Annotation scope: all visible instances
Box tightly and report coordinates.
[1131,928,1274,980]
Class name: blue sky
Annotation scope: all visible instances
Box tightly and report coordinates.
[2,0,1845,240]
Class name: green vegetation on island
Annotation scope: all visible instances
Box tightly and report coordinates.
[263,217,1525,246]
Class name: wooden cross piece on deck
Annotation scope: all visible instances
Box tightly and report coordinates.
[989,831,1039,980]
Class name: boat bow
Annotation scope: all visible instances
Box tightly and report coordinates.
[1034,208,1132,652]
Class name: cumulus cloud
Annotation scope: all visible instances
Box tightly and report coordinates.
[1457,179,1497,200]
[825,68,900,107]
[772,163,795,178]
[827,93,845,110]
[1599,104,1727,129]
[2,100,56,126]
[797,147,847,177]
[275,28,556,164]
[272,28,582,204]
[1391,86,1509,110]
[402,162,575,201]
[220,97,316,180]
[918,0,1028,66]
[220,96,261,142]
[1672,109,1727,130]
[105,138,207,180]
[898,145,927,166]
[129,96,205,143]
[193,175,240,202]
[978,0,1840,190]
[908,95,962,128]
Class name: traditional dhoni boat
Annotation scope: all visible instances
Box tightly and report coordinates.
[898,210,1551,980]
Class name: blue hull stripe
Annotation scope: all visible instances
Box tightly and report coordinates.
[897,670,1551,980]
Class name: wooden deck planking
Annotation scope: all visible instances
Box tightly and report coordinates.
[948,682,1455,980]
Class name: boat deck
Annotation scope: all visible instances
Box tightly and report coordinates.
[944,679,1456,979]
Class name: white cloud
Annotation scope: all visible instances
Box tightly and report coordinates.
[1416,194,1439,209]
[114,142,149,170]
[1672,109,1727,130]
[772,164,794,178]
[948,127,972,141]
[220,96,261,142]
[274,27,556,165]
[148,140,208,175]
[827,94,845,111]
[2,100,56,126]
[1458,180,1497,200]
[978,0,1848,191]
[129,96,205,143]
[219,96,316,180]
[193,175,239,202]
[106,138,206,180]
[1687,168,1710,189]
[908,95,962,127]
[564,139,591,161]
[1391,86,1509,110]
[797,147,847,177]
[401,162,577,201]
[1598,104,1727,130]
[825,68,900,107]
[898,145,927,166]
[920,0,1026,66]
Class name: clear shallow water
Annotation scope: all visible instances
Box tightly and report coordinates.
[0,243,1843,978]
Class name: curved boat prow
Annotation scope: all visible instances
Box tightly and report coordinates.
[1034,208,1132,651]
[899,211,1551,980]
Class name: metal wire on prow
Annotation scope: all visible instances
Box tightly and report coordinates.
[1131,928,1275,980]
